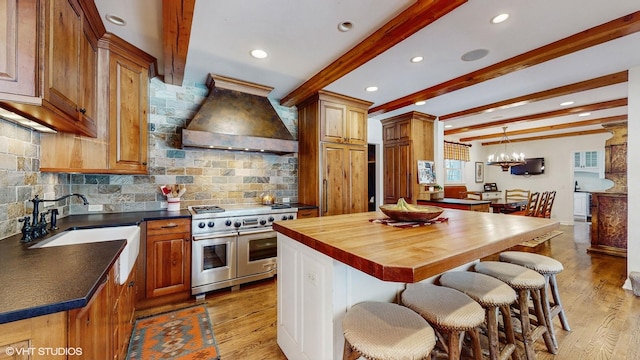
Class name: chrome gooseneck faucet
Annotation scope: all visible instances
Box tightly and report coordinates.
[19,194,89,242]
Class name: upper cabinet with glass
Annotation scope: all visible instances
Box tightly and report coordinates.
[573,150,604,178]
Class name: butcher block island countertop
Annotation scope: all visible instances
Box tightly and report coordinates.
[274,209,559,359]
[273,208,559,283]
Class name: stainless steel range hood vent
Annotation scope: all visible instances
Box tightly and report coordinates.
[182,74,298,155]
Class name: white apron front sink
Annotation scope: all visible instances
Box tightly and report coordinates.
[30,226,140,285]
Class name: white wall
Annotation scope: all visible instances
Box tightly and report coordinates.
[625,66,639,291]
[470,133,611,224]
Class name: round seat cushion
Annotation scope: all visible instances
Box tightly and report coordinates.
[402,283,484,331]
[499,251,564,274]
[439,271,517,307]
[343,301,435,360]
[475,261,545,289]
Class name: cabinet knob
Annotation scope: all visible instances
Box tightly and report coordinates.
[79,108,86,114]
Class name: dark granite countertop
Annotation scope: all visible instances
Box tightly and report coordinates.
[290,203,318,210]
[0,209,191,324]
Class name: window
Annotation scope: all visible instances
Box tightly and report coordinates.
[444,159,464,183]
[443,141,470,184]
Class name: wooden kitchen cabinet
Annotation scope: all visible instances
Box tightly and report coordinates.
[0,0,38,99]
[321,143,368,216]
[320,99,368,145]
[68,272,110,360]
[111,263,137,360]
[40,33,155,174]
[383,140,412,204]
[0,312,66,360]
[297,91,372,216]
[0,0,101,137]
[381,111,435,204]
[145,218,191,299]
[297,208,318,218]
[106,40,151,173]
[43,0,97,133]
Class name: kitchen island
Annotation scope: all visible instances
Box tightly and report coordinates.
[273,209,559,359]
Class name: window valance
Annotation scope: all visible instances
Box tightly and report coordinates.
[444,141,471,161]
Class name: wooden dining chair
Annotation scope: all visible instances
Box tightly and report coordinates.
[538,191,556,218]
[501,189,531,213]
[505,189,530,202]
[509,192,540,216]
[535,191,550,217]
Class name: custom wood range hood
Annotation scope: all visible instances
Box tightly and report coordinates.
[182,74,298,155]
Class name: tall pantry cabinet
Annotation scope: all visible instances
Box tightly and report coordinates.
[381,111,435,204]
[297,91,373,216]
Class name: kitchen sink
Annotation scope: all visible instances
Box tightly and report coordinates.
[30,226,140,285]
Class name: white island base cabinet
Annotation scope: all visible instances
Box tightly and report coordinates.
[277,233,405,360]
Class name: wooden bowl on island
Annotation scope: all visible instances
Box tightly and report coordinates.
[379,204,444,222]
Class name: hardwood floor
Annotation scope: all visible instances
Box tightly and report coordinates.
[134,223,640,360]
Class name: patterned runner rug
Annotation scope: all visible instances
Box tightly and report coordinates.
[519,230,564,247]
[126,305,220,360]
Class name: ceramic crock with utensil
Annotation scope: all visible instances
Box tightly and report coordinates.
[261,193,275,205]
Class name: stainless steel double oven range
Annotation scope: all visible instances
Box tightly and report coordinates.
[189,204,297,296]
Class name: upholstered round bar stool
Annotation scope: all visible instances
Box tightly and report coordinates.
[439,271,519,360]
[342,301,436,360]
[475,261,557,360]
[499,251,571,347]
[401,283,485,360]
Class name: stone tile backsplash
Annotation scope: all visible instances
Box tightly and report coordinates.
[0,77,298,240]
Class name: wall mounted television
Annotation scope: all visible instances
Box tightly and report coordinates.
[510,157,545,175]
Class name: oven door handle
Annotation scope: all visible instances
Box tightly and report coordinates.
[193,233,237,241]
[237,228,275,236]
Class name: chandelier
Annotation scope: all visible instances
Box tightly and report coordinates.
[486,126,525,172]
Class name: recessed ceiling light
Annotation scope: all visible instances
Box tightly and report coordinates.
[578,112,591,117]
[410,56,424,63]
[338,21,353,32]
[414,101,426,106]
[444,124,453,129]
[491,13,509,24]
[461,49,489,62]
[250,49,268,59]
[105,14,126,26]
[365,86,378,92]
[560,101,574,106]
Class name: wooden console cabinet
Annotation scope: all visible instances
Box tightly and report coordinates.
[381,111,435,204]
[588,192,627,257]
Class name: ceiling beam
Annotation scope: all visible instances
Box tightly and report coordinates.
[162,0,196,86]
[445,98,627,135]
[481,129,612,146]
[369,11,640,116]
[279,0,467,107]
[440,71,628,121]
[460,115,628,142]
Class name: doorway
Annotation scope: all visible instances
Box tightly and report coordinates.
[368,144,377,211]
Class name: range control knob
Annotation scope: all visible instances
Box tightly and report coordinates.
[207,221,215,228]
[281,215,288,221]
[225,220,232,227]
[234,221,242,228]
[288,215,294,220]
[260,219,267,225]
[198,222,206,228]
[268,216,275,222]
